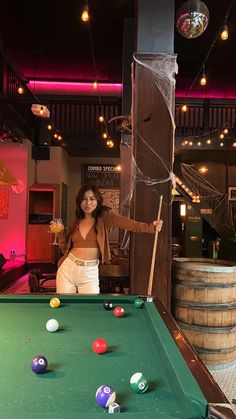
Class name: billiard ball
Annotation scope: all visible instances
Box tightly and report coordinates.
[50,297,60,308]
[134,298,144,308]
[95,384,116,408]
[130,372,148,393]
[31,355,48,374]
[46,318,59,332]
[92,338,108,354]
[103,300,113,310]
[114,306,125,318]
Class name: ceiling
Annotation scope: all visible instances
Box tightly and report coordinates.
[1,0,236,157]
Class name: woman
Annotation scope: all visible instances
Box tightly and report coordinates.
[54,185,163,294]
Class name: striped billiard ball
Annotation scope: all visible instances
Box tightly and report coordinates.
[95,384,116,408]
[50,297,60,308]
[130,372,148,393]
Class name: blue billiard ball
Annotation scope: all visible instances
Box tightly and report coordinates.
[31,355,48,374]
[95,384,116,408]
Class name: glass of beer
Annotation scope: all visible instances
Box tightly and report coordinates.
[50,218,64,245]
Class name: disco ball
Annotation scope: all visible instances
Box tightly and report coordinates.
[176,0,209,39]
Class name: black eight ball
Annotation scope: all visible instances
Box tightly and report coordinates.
[103,300,113,310]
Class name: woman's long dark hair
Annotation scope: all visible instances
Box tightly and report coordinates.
[75,185,105,223]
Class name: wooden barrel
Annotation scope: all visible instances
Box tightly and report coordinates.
[172,257,236,367]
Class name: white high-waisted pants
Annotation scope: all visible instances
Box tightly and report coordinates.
[56,256,99,294]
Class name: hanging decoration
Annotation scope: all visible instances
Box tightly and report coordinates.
[11,179,25,194]
[176,0,209,39]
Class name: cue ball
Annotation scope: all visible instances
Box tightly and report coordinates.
[95,384,116,408]
[130,372,148,393]
[103,300,113,310]
[114,306,125,318]
[134,298,144,308]
[31,355,48,374]
[50,297,60,308]
[92,338,108,354]
[46,319,59,332]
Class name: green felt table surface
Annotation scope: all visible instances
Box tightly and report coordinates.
[0,294,208,419]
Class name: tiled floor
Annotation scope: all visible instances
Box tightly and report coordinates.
[2,275,236,415]
[208,362,236,415]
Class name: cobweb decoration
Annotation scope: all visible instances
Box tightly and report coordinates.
[133,53,178,130]
[181,163,223,200]
[118,54,177,250]
[181,163,235,236]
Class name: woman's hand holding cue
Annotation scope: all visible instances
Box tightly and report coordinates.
[153,219,163,232]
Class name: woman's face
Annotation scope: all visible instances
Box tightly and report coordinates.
[80,190,98,215]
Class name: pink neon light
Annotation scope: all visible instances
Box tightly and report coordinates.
[29,80,236,99]
[29,80,122,96]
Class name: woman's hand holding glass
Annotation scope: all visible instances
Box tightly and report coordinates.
[49,218,64,245]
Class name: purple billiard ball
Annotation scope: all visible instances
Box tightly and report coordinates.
[95,384,116,408]
[31,355,48,374]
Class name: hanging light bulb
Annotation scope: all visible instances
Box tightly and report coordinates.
[200,70,207,86]
[93,81,98,89]
[47,124,52,130]
[17,86,24,94]
[102,132,108,139]
[223,127,229,135]
[106,139,114,148]
[81,4,89,22]
[99,115,104,122]
[181,104,188,112]
[219,133,224,139]
[220,25,229,40]
[39,106,44,115]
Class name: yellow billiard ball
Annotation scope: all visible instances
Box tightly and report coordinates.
[50,297,60,308]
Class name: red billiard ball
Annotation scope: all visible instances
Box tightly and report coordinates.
[114,306,125,318]
[92,338,108,354]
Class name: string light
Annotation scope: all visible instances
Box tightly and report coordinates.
[106,139,114,148]
[200,70,207,86]
[81,4,89,22]
[220,24,229,40]
[81,0,116,151]
[17,86,24,94]
[175,176,200,203]
[180,0,236,108]
[181,104,188,112]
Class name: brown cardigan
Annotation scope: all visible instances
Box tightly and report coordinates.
[57,207,155,266]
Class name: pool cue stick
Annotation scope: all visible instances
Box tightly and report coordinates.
[147,195,163,296]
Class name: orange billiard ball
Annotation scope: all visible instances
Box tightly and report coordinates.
[50,297,60,308]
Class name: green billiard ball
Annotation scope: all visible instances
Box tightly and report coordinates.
[130,372,148,393]
[134,298,144,308]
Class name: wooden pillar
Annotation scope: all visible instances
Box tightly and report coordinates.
[130,0,176,308]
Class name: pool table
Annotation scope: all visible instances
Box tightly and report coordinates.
[0,294,234,419]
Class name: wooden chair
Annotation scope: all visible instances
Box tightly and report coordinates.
[28,269,56,293]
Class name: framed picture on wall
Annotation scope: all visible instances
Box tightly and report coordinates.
[0,189,9,219]
[228,187,236,201]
